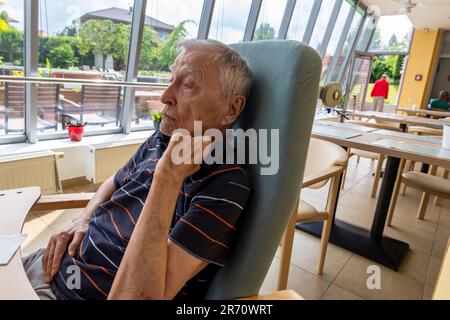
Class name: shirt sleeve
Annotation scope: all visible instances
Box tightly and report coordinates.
[169,169,251,267]
[113,137,152,189]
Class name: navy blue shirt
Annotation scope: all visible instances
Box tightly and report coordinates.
[53,131,251,300]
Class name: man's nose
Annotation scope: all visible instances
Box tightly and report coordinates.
[160,86,176,106]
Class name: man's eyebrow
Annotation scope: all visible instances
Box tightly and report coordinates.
[181,65,203,80]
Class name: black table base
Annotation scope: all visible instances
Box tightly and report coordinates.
[296,220,410,271]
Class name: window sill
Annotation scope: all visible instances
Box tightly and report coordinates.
[0,130,154,157]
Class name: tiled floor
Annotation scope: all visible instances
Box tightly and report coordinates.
[21,157,449,300]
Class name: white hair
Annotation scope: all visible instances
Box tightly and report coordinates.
[178,39,253,101]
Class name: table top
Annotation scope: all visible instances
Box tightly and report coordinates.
[396,107,450,118]
[0,187,40,300]
[312,122,450,169]
[348,110,450,129]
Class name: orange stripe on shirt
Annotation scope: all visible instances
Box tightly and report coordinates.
[180,190,191,197]
[195,204,236,230]
[79,239,115,277]
[197,167,246,182]
[180,218,230,250]
[101,204,129,243]
[111,198,136,225]
[72,257,108,297]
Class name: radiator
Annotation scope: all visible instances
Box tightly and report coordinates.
[0,151,63,195]
[86,140,143,184]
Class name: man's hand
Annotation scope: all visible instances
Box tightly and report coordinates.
[156,132,212,182]
[42,217,89,283]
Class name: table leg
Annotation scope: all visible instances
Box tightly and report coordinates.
[297,156,409,270]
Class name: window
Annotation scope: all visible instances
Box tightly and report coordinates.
[330,10,363,82]
[356,16,376,52]
[321,1,352,82]
[34,1,136,135]
[253,0,288,41]
[309,0,336,51]
[132,0,204,129]
[0,0,24,137]
[440,30,450,56]
[286,0,315,42]
[208,0,252,44]
[368,15,413,53]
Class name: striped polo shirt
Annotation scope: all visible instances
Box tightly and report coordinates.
[52,130,251,300]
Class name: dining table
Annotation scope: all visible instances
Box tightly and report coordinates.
[297,121,450,270]
[395,107,450,119]
[348,110,450,131]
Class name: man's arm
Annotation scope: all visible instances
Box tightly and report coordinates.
[43,175,117,282]
[109,134,210,300]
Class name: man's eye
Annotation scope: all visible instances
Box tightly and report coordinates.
[183,81,194,89]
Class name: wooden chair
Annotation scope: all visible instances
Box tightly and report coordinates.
[0,82,60,133]
[407,126,443,136]
[278,138,348,289]
[387,162,450,225]
[339,120,386,197]
[60,85,122,127]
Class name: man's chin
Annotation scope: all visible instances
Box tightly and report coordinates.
[159,120,174,136]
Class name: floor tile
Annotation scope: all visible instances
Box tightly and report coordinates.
[321,284,365,300]
[333,255,424,300]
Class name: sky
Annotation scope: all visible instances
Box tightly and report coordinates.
[1,0,414,47]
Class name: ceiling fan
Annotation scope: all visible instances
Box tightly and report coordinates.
[391,0,450,14]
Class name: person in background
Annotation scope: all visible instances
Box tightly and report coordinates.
[429,90,449,111]
[370,74,390,112]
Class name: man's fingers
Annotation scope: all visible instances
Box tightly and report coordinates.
[68,231,85,257]
[45,241,56,283]
[50,237,71,280]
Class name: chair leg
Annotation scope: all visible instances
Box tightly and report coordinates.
[434,170,449,206]
[277,200,299,291]
[417,165,438,220]
[370,154,385,198]
[386,159,406,226]
[341,148,352,191]
[317,174,340,275]
[400,160,415,196]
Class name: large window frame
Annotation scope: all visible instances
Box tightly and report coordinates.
[1,0,369,146]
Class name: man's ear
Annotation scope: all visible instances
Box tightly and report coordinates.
[221,95,246,126]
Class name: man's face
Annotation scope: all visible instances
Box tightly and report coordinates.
[159,51,229,136]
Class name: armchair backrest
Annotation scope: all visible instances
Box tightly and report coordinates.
[205,40,322,299]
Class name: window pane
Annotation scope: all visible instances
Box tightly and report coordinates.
[440,30,450,56]
[132,0,203,129]
[356,17,376,52]
[35,1,137,135]
[209,0,252,44]
[253,0,288,41]
[309,0,336,51]
[331,11,363,82]
[0,0,24,137]
[321,1,351,82]
[368,15,413,53]
[286,0,315,42]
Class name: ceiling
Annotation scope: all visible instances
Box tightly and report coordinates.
[360,0,450,29]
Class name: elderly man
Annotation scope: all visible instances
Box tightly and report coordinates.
[22,39,253,300]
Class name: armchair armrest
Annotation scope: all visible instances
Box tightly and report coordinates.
[30,193,94,213]
[240,290,305,300]
[302,165,345,189]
